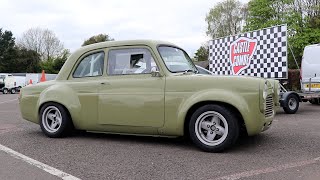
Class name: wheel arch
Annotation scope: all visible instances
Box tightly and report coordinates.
[281,91,301,103]
[37,84,81,127]
[183,101,245,137]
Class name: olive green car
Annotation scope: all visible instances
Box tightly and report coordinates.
[19,40,278,152]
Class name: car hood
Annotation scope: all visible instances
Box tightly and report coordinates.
[166,74,264,93]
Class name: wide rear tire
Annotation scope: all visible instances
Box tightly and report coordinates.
[39,102,73,138]
[189,104,239,152]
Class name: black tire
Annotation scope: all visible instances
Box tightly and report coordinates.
[309,98,319,105]
[3,88,8,94]
[188,104,239,152]
[283,94,299,114]
[39,102,73,138]
[10,88,16,94]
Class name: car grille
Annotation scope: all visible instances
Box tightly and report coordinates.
[265,95,274,117]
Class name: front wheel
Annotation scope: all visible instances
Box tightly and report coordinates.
[189,104,239,152]
[283,94,299,114]
[3,88,8,94]
[39,102,73,138]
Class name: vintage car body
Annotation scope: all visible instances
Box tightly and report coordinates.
[19,40,278,152]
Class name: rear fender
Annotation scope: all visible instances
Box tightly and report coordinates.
[38,84,81,127]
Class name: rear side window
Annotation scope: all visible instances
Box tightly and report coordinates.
[107,48,157,75]
[73,52,105,78]
[304,47,320,64]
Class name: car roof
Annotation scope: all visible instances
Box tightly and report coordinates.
[56,40,181,80]
[305,44,320,48]
[74,40,179,54]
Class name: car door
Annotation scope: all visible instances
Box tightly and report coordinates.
[67,51,105,127]
[98,47,165,127]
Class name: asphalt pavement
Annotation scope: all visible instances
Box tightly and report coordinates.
[0,94,320,180]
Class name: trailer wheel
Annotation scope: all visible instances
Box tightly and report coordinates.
[3,88,8,94]
[10,88,16,94]
[283,94,299,114]
[309,98,319,105]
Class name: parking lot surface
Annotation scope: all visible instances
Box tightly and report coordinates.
[0,94,320,180]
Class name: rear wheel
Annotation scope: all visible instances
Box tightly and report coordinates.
[3,88,8,94]
[309,98,319,105]
[39,102,73,138]
[189,104,239,152]
[283,94,299,114]
[10,88,16,94]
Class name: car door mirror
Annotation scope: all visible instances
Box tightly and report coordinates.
[151,67,161,77]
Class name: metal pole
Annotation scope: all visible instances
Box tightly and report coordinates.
[288,43,300,70]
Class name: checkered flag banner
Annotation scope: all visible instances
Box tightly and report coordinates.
[209,25,288,79]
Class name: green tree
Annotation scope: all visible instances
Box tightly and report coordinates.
[206,0,245,39]
[52,49,70,72]
[40,49,70,73]
[194,45,209,61]
[12,48,41,73]
[17,28,64,61]
[244,0,320,69]
[0,28,15,72]
[82,34,114,46]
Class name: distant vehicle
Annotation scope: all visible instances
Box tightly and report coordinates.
[196,65,214,75]
[14,76,26,91]
[0,74,18,94]
[301,44,320,104]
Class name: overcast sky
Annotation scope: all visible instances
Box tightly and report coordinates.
[0,0,248,56]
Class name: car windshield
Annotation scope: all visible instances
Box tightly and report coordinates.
[158,46,197,73]
[0,75,5,79]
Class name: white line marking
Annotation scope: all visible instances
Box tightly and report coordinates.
[0,144,81,180]
[216,157,320,180]
[0,99,18,104]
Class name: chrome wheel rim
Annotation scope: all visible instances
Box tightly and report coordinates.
[42,106,62,133]
[288,98,297,110]
[195,111,228,146]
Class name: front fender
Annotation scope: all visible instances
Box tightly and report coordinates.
[38,84,81,127]
[161,89,258,136]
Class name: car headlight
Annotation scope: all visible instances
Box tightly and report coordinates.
[263,82,268,99]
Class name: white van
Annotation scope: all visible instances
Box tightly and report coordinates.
[301,44,320,93]
[0,74,17,94]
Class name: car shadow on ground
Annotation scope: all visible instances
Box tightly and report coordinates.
[57,129,272,153]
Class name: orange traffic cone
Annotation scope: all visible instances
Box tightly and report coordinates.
[40,70,46,82]
[29,79,33,85]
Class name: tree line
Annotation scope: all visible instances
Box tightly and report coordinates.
[0,27,113,73]
[195,0,320,69]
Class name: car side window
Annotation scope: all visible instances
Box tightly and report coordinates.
[73,52,105,78]
[108,48,157,75]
